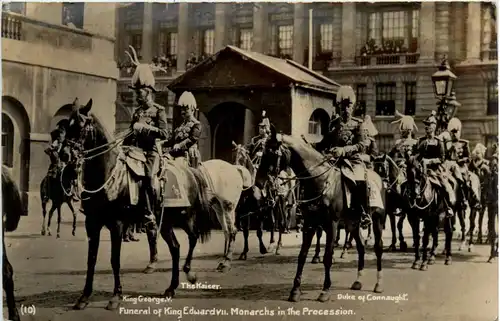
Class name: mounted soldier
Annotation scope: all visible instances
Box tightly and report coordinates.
[245,110,271,170]
[163,91,202,168]
[359,115,379,169]
[126,46,169,226]
[470,143,491,178]
[388,112,419,213]
[414,111,455,217]
[314,85,373,229]
[444,118,480,209]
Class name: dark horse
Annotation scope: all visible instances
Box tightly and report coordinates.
[65,98,244,309]
[256,126,386,302]
[40,161,78,238]
[233,142,287,258]
[2,165,24,321]
[486,157,498,263]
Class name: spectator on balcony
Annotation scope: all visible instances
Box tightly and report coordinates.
[62,7,77,28]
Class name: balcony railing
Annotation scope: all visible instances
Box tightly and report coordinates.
[302,50,341,71]
[2,11,22,40]
[118,55,177,78]
[355,53,420,66]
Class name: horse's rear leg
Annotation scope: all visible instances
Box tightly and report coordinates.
[256,212,268,255]
[317,223,335,302]
[420,221,431,271]
[181,218,198,284]
[334,225,341,247]
[468,207,477,252]
[288,227,315,302]
[41,199,48,236]
[410,215,421,269]
[487,205,498,263]
[312,228,322,263]
[161,225,180,298]
[106,222,124,310]
[66,201,77,236]
[74,219,103,310]
[444,216,453,265]
[238,212,250,260]
[428,225,438,265]
[397,214,408,252]
[47,203,57,236]
[351,227,366,291]
[388,211,397,251]
[144,219,159,274]
[477,206,486,244]
[373,210,384,293]
[56,206,62,239]
[267,207,277,252]
[3,240,20,321]
[458,207,467,251]
[340,231,349,258]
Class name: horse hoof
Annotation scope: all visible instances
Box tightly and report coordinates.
[218,263,231,273]
[445,257,452,265]
[373,283,384,293]
[267,243,276,252]
[487,256,495,263]
[351,281,362,291]
[73,297,89,310]
[387,244,397,252]
[311,256,320,264]
[41,230,45,236]
[164,288,175,299]
[468,245,473,252]
[186,272,197,284]
[428,256,436,265]
[259,245,268,255]
[340,252,346,259]
[238,253,247,261]
[419,264,428,271]
[48,231,52,236]
[317,291,330,302]
[288,289,301,302]
[400,242,408,252]
[275,249,281,255]
[411,262,419,270]
[56,234,60,239]
[143,265,156,274]
[106,297,121,311]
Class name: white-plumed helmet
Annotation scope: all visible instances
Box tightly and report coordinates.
[178,91,197,110]
[336,85,356,107]
[391,110,418,131]
[447,117,462,132]
[472,143,487,157]
[361,115,378,137]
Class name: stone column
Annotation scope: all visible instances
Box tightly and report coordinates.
[465,2,481,63]
[252,3,269,53]
[435,2,450,60]
[340,3,356,66]
[450,2,465,62]
[418,2,436,64]
[214,3,230,52]
[481,3,492,61]
[293,3,306,64]
[243,109,255,144]
[141,2,154,62]
[177,3,190,72]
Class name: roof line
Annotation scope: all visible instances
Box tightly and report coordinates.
[285,59,341,87]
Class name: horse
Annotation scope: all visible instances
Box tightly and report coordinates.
[372,154,414,252]
[486,157,498,263]
[2,165,24,321]
[456,170,481,252]
[40,162,78,238]
[256,126,386,302]
[469,164,490,245]
[65,98,246,310]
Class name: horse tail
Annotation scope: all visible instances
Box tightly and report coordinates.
[190,168,213,244]
[2,166,23,232]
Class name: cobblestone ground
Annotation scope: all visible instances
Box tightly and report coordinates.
[3,209,498,321]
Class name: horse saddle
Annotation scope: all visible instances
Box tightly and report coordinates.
[122,146,147,177]
[157,157,191,208]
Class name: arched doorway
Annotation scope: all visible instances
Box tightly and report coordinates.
[208,102,249,162]
[2,96,31,199]
[306,108,330,143]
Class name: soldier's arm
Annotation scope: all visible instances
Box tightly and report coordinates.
[370,139,379,158]
[459,142,471,164]
[177,122,201,150]
[343,124,370,157]
[436,139,446,164]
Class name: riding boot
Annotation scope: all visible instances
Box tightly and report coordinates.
[143,185,157,228]
[441,188,454,218]
[356,181,372,229]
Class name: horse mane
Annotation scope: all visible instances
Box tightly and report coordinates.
[384,154,401,181]
[2,165,23,232]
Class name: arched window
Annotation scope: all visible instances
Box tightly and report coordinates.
[308,109,329,137]
[2,113,14,167]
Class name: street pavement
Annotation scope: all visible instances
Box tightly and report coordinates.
[3,209,499,321]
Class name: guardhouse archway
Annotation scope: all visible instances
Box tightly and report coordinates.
[306,108,330,143]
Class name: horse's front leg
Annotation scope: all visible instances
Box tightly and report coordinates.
[317,222,335,302]
[477,205,486,244]
[487,204,498,263]
[458,206,467,251]
[428,223,438,265]
[74,218,103,310]
[3,240,20,321]
[340,230,349,259]
[56,206,62,239]
[444,215,454,265]
[267,206,277,252]
[397,212,408,252]
[351,226,366,290]
[312,228,322,263]
[66,201,77,236]
[106,221,124,310]
[468,206,477,252]
[220,205,238,272]
[372,209,384,293]
[420,219,431,271]
[47,203,57,236]
[288,227,315,302]
[144,211,159,274]
[238,210,250,260]
[181,216,198,284]
[388,209,398,251]
[41,198,48,236]
[257,211,268,254]
[161,224,180,298]
[410,213,421,269]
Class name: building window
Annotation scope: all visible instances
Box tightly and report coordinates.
[355,84,367,117]
[239,29,253,51]
[485,135,498,159]
[125,23,143,59]
[203,29,215,55]
[270,24,294,57]
[488,81,498,115]
[367,8,419,52]
[2,113,14,168]
[405,82,417,115]
[159,31,178,59]
[376,83,396,116]
[376,134,394,153]
[62,3,84,29]
[319,23,333,53]
[2,2,25,14]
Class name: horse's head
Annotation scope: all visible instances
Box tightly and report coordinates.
[372,154,389,180]
[232,141,249,167]
[255,124,289,189]
[66,98,96,149]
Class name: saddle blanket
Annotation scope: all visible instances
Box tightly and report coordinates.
[159,158,191,208]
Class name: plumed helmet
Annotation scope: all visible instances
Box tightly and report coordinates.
[391,110,418,131]
[259,110,270,129]
[472,143,487,157]
[447,117,462,132]
[423,110,438,126]
[126,46,158,92]
[178,91,197,110]
[336,85,356,108]
[360,115,378,137]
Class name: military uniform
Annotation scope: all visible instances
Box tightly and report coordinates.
[166,115,201,167]
[245,111,270,168]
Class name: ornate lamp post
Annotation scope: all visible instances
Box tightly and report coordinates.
[431,56,458,134]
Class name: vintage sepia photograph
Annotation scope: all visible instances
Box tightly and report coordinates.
[1,1,499,320]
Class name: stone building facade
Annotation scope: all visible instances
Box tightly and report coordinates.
[116,2,498,156]
[2,2,117,212]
